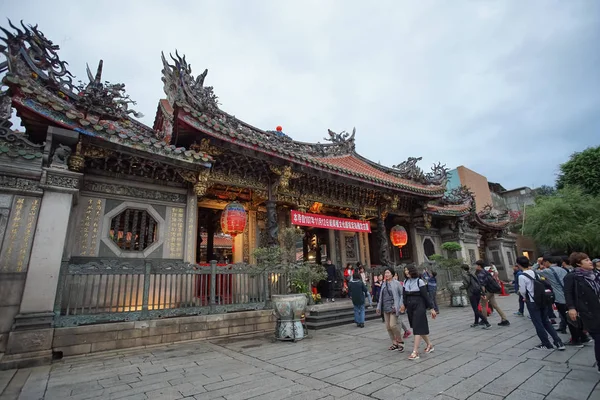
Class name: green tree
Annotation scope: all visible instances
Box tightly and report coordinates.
[556,146,600,196]
[534,185,556,197]
[523,187,600,255]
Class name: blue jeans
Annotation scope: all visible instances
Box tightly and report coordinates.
[366,292,373,306]
[428,286,439,312]
[526,301,562,347]
[354,304,365,324]
[518,294,525,314]
[470,293,488,324]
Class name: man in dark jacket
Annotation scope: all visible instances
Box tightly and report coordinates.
[325,259,337,302]
[461,264,491,329]
[349,270,369,327]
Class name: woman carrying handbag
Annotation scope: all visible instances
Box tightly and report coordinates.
[565,252,600,373]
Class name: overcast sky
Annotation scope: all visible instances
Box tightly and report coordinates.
[2,1,599,189]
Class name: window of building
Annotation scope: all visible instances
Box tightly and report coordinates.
[506,251,514,267]
[423,238,435,259]
[109,208,158,251]
[468,249,477,265]
[492,250,502,267]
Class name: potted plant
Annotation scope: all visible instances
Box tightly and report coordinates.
[252,227,326,341]
[429,242,468,307]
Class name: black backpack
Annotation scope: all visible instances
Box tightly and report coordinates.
[468,273,482,293]
[522,272,555,307]
[483,272,502,294]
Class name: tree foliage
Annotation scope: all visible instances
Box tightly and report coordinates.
[430,242,465,276]
[523,187,600,256]
[557,146,600,196]
[253,227,326,294]
[535,185,556,198]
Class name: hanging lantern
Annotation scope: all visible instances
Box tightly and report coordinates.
[221,201,247,255]
[390,225,408,257]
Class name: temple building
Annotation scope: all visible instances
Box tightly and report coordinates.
[0,22,513,367]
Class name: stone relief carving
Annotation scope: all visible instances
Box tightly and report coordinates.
[0,175,41,193]
[45,172,80,189]
[344,236,358,261]
[83,181,186,203]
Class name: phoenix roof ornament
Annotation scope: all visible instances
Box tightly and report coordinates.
[75,60,144,121]
[161,51,220,114]
[0,20,75,92]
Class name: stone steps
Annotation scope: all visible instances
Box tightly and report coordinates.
[305,302,380,330]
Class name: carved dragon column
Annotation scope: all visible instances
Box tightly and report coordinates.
[266,200,278,247]
[377,209,392,267]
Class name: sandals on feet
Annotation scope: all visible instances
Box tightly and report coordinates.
[424,345,435,354]
[408,351,420,360]
[397,342,405,352]
[388,343,400,351]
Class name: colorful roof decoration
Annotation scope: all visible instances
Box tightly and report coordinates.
[425,186,510,231]
[0,21,213,167]
[160,51,451,197]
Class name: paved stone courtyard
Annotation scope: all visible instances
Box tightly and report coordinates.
[1,295,598,400]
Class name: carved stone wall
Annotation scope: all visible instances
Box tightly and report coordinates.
[0,195,40,272]
[68,197,105,258]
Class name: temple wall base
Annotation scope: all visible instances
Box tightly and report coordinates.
[0,310,276,370]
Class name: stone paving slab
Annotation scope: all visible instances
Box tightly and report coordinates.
[0,295,599,399]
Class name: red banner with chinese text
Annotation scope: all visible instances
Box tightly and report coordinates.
[290,210,371,233]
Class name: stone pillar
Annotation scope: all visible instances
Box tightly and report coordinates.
[248,209,257,264]
[338,230,347,268]
[328,229,337,265]
[363,231,371,267]
[2,168,81,369]
[184,189,197,264]
[410,224,426,265]
[357,217,366,266]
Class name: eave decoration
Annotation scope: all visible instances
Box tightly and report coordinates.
[424,185,511,232]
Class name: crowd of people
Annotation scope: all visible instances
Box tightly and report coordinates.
[321,253,600,370]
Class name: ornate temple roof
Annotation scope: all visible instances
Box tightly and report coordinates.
[0,21,213,167]
[1,21,467,202]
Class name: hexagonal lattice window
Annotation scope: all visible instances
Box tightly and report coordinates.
[423,238,436,259]
[109,208,158,251]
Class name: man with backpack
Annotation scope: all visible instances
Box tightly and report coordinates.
[461,264,491,329]
[475,261,510,326]
[517,256,565,351]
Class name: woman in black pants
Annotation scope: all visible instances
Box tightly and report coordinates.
[565,252,600,373]
[460,264,491,329]
[401,265,437,360]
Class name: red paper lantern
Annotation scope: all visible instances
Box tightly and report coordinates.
[220,201,247,238]
[390,225,408,257]
[276,126,283,132]
[220,202,247,257]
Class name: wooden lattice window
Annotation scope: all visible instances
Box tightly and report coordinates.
[109,208,157,251]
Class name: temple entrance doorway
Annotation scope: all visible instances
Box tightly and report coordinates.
[196,207,233,265]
